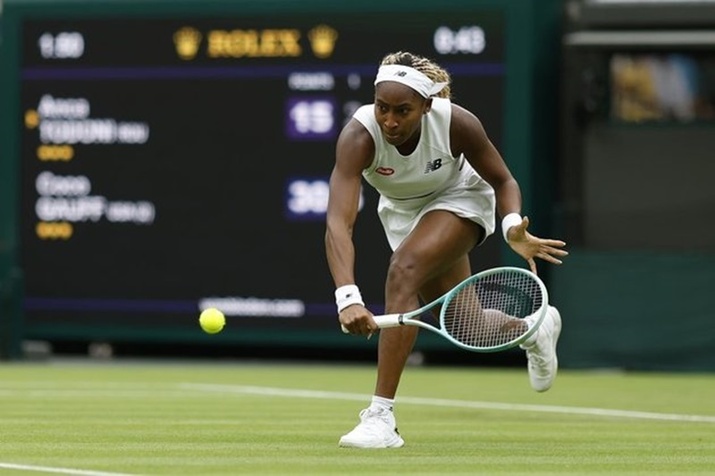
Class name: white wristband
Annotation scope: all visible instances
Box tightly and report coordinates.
[501,213,522,242]
[335,284,365,313]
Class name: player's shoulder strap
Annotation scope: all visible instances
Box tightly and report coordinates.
[352,104,380,143]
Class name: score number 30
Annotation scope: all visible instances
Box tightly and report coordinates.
[286,179,363,220]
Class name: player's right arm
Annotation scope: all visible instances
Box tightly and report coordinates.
[325,119,376,336]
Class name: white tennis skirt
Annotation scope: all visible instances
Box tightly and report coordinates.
[376,171,496,251]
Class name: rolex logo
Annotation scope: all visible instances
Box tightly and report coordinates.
[173,27,202,60]
[308,25,338,59]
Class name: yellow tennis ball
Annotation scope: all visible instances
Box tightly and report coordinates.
[199,308,225,334]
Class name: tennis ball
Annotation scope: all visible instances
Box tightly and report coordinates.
[199,308,225,334]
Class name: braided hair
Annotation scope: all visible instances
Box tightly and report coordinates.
[379,51,452,99]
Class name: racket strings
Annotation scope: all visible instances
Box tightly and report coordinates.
[442,271,543,349]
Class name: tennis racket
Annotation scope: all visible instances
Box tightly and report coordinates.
[342,266,548,352]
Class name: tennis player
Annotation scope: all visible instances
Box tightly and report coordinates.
[325,51,568,448]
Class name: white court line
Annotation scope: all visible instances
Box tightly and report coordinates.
[0,462,137,476]
[1,384,711,476]
[180,383,715,424]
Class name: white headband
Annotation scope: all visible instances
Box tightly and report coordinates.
[374,64,447,98]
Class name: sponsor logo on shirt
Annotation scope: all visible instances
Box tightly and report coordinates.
[424,158,443,173]
[376,167,395,176]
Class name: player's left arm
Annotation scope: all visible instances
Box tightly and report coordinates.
[449,104,567,272]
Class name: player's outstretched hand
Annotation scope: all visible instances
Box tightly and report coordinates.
[506,216,568,274]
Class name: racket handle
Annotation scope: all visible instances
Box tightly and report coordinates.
[372,314,403,328]
[340,313,403,333]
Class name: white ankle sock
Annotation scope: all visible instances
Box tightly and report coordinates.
[369,395,395,412]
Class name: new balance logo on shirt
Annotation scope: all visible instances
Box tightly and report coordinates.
[424,158,443,174]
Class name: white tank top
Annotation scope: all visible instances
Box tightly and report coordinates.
[353,97,477,201]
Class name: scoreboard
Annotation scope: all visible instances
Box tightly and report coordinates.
[0,0,554,354]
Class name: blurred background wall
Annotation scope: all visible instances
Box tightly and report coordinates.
[1,0,714,371]
[557,0,715,370]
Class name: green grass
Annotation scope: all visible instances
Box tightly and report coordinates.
[0,361,714,475]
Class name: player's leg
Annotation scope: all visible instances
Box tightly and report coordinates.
[375,210,482,399]
[339,211,481,449]
[410,222,560,394]
[418,252,474,307]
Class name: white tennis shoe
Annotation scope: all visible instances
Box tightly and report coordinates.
[338,407,405,448]
[521,305,562,392]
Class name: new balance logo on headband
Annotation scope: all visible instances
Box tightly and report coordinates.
[424,158,443,173]
[375,64,448,98]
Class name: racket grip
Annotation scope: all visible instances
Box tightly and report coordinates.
[341,314,403,333]
[372,314,403,328]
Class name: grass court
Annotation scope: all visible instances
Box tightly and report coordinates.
[0,361,713,475]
